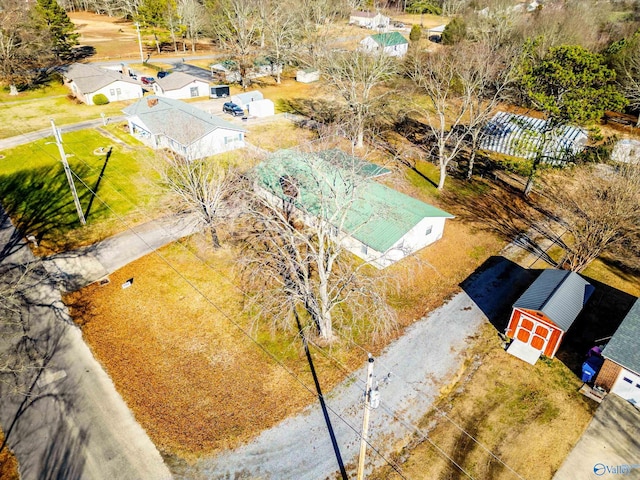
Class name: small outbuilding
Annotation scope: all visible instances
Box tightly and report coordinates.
[610,139,640,164]
[505,269,594,364]
[230,90,264,109]
[360,32,409,57]
[152,72,209,99]
[296,68,320,83]
[595,298,640,406]
[248,99,275,118]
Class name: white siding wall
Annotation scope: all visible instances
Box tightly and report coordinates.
[88,81,143,105]
[384,43,408,57]
[186,129,245,159]
[154,80,209,99]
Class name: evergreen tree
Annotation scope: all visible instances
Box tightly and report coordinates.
[35,0,78,59]
[409,24,421,43]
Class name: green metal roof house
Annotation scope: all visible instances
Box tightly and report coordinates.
[595,298,640,407]
[122,96,245,160]
[253,149,453,269]
[360,32,408,57]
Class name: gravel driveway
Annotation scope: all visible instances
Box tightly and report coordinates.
[172,257,531,479]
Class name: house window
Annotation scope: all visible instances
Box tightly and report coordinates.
[361,244,368,255]
[116,88,121,95]
[623,377,633,384]
[425,225,432,236]
[109,89,115,96]
[190,86,199,97]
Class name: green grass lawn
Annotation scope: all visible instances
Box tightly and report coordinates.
[0,129,164,253]
[0,86,133,139]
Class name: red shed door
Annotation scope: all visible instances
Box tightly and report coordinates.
[514,316,552,353]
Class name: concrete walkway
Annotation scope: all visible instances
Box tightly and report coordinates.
[0,208,173,480]
[553,394,640,480]
[43,213,200,292]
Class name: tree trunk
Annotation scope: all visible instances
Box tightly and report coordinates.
[524,175,534,196]
[9,85,18,96]
[437,160,447,190]
[356,127,364,149]
[210,224,220,249]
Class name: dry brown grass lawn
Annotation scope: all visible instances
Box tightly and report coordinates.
[0,430,19,480]
[371,322,598,480]
[66,188,504,461]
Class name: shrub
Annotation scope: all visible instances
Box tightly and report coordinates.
[93,93,109,105]
[441,17,467,45]
[410,24,422,43]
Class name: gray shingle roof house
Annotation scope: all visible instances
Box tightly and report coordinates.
[63,63,143,105]
[349,11,390,29]
[505,269,594,364]
[480,112,588,165]
[152,72,209,99]
[123,96,245,159]
[254,148,453,269]
[596,299,640,406]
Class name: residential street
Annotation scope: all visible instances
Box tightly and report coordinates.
[0,208,172,480]
[172,256,533,479]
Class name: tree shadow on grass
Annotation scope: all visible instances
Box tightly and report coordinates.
[0,163,106,252]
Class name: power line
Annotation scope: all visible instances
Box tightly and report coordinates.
[0,106,409,478]
[52,123,524,480]
[0,102,526,480]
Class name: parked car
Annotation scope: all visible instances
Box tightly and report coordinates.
[141,76,155,85]
[157,71,170,79]
[223,102,245,117]
[393,21,404,28]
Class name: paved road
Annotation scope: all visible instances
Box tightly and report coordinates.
[43,213,200,292]
[173,257,532,479]
[0,117,126,151]
[0,208,173,480]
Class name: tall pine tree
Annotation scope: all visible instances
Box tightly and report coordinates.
[35,0,78,59]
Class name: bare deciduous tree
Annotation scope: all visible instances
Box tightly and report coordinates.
[541,162,640,272]
[319,50,397,149]
[236,147,397,342]
[408,45,494,189]
[159,154,237,249]
[177,0,205,52]
[263,0,299,84]
[210,0,259,89]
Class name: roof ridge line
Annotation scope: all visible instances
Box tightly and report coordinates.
[538,270,572,311]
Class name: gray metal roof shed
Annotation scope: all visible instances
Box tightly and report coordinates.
[514,269,594,331]
[602,298,640,375]
[480,112,588,166]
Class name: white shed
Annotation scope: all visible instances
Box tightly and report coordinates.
[611,139,640,164]
[248,99,275,118]
[152,72,209,99]
[231,90,264,109]
[360,32,409,57]
[296,69,320,83]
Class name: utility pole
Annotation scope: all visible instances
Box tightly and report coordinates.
[51,120,86,226]
[357,354,375,480]
[135,22,144,63]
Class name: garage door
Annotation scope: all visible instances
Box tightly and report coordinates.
[611,369,640,406]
